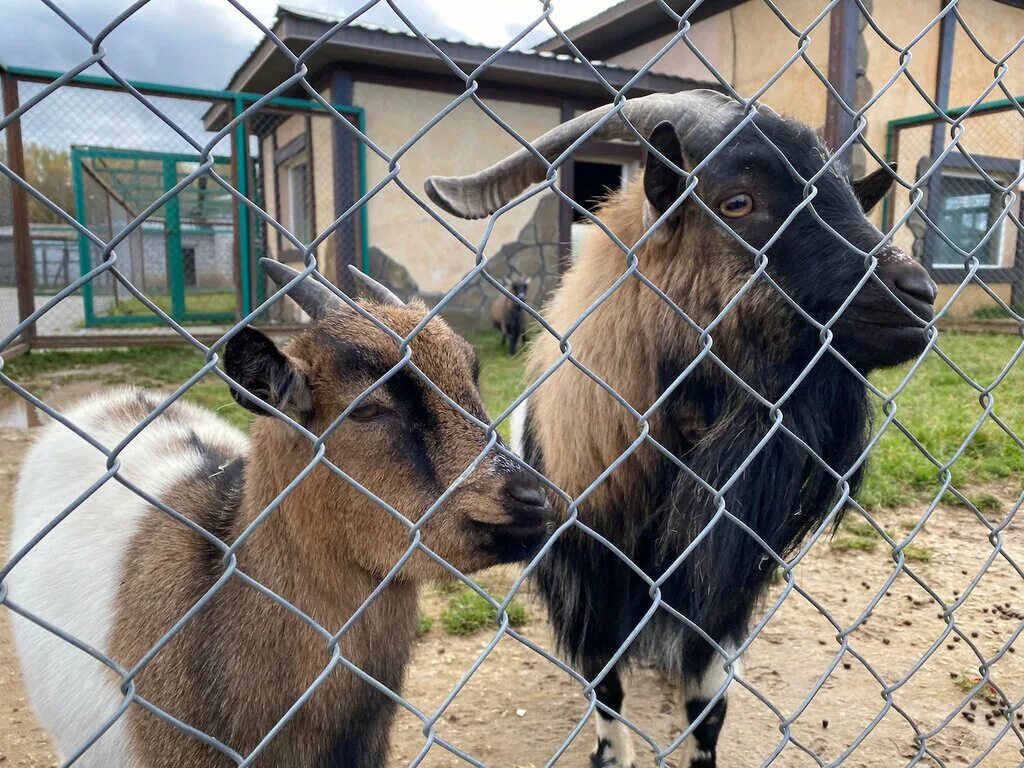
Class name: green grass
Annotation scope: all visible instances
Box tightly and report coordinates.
[416,614,434,637]
[861,332,1024,509]
[3,346,252,430]
[105,291,236,320]
[439,586,528,636]
[467,331,529,443]
[903,545,933,563]
[831,536,878,553]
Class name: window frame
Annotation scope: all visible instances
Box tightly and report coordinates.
[924,151,1022,283]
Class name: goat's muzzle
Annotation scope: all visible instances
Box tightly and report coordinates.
[471,469,552,564]
[834,251,936,372]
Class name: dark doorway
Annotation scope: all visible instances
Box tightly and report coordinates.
[572,161,624,221]
[182,246,197,288]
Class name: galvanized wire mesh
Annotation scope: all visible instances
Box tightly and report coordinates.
[0,1,1022,766]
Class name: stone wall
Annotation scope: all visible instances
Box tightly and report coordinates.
[366,196,561,334]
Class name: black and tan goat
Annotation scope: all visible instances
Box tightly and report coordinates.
[9,260,550,768]
[490,277,531,355]
[427,90,935,767]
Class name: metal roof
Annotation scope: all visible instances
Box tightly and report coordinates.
[205,4,716,128]
[536,0,745,59]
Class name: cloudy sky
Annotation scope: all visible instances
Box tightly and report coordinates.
[3,0,619,90]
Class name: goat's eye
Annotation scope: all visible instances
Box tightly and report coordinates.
[719,193,753,218]
[348,403,385,421]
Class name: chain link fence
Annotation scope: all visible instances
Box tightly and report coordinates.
[0,0,1022,766]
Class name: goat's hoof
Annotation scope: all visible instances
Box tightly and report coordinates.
[590,739,636,768]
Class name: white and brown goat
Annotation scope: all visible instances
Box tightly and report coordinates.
[7,260,550,767]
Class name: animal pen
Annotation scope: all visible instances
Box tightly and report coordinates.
[0,1,1022,767]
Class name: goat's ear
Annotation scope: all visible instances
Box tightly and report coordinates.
[643,121,686,215]
[224,327,313,422]
[853,163,897,214]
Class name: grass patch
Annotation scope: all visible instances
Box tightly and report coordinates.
[952,673,977,694]
[468,331,527,443]
[416,614,434,638]
[440,587,528,636]
[105,291,236,321]
[861,333,1024,509]
[842,519,880,539]
[4,346,252,431]
[831,536,878,553]
[903,545,933,563]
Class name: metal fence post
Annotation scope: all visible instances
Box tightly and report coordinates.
[1,69,36,348]
[824,0,859,167]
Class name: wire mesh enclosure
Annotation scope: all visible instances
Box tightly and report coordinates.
[0,1,1022,767]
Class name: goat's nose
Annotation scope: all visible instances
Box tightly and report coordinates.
[505,471,547,508]
[891,262,937,305]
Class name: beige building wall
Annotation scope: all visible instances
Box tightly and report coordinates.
[353,82,561,293]
[262,90,340,283]
[608,0,832,128]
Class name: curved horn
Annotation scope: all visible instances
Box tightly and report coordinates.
[424,90,735,220]
[260,258,341,320]
[347,265,405,306]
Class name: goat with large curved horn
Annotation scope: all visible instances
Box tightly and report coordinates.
[424,90,739,220]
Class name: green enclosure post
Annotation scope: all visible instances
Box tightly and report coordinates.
[71,147,97,326]
[234,97,253,317]
[163,158,186,319]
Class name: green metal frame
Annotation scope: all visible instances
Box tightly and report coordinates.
[3,64,370,326]
[882,94,1024,231]
[72,146,235,326]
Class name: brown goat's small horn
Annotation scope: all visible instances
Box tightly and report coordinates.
[260,258,342,320]
[348,265,405,307]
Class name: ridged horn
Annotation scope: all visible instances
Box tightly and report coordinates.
[347,265,405,306]
[260,258,341,320]
[424,90,737,220]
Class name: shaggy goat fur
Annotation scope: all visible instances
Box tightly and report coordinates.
[448,97,937,767]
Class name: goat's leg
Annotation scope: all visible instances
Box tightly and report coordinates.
[676,651,735,767]
[586,661,636,768]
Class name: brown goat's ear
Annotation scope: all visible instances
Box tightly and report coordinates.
[853,163,897,214]
[224,327,312,423]
[643,121,686,215]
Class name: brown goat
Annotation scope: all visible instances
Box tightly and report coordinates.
[10,261,550,768]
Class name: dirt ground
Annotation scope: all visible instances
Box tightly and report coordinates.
[1,379,1022,767]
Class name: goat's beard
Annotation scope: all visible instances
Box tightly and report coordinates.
[658,353,870,640]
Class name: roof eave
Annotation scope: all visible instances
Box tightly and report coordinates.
[537,0,746,59]
[203,6,719,130]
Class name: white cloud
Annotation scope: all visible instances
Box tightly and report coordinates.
[1,0,620,158]
[1,0,619,90]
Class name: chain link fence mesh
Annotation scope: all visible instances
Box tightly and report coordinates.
[0,0,1022,766]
